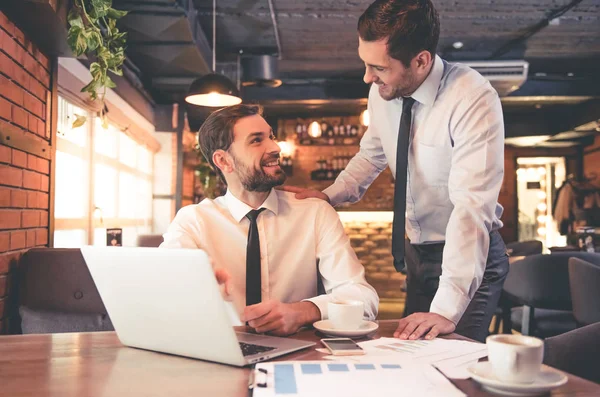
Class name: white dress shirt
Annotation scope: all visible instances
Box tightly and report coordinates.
[160,189,379,321]
[324,55,504,325]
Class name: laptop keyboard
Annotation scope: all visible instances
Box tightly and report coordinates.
[239,342,276,357]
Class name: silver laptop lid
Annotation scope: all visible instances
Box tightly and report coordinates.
[81,246,247,366]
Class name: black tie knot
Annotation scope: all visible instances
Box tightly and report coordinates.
[403,97,416,112]
[246,208,266,222]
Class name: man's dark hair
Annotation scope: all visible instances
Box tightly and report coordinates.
[358,0,440,67]
[198,104,263,183]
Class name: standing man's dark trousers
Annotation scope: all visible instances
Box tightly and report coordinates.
[403,230,509,342]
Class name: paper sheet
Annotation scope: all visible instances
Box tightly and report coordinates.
[251,361,465,397]
[321,338,487,379]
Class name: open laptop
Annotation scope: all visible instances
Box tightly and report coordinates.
[80,246,315,366]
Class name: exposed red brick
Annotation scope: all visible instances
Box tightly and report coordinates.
[0,209,20,229]
[0,275,6,296]
[35,228,47,246]
[23,92,43,119]
[22,170,41,190]
[0,97,10,120]
[12,26,25,47]
[9,230,25,250]
[0,232,8,253]
[11,105,27,129]
[23,50,36,74]
[26,190,36,208]
[0,250,21,274]
[26,153,36,169]
[37,157,49,174]
[0,51,13,79]
[11,149,27,168]
[40,174,49,192]
[37,192,48,209]
[0,164,22,187]
[28,78,46,102]
[10,189,26,208]
[0,75,24,106]
[38,68,50,89]
[0,13,15,37]
[39,210,48,227]
[28,113,38,135]
[0,29,17,62]
[0,187,9,207]
[32,48,50,70]
[38,119,46,137]
[26,229,35,248]
[21,210,38,228]
[0,145,9,163]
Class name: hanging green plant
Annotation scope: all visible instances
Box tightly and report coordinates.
[66,0,128,128]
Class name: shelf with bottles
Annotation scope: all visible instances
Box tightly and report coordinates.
[294,121,364,146]
[310,152,352,181]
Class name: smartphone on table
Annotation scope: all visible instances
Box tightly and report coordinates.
[320,338,365,356]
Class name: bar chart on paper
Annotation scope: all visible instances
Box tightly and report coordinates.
[252,361,465,397]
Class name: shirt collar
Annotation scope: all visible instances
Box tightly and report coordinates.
[224,189,279,223]
[409,54,443,107]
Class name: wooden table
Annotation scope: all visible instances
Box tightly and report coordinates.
[0,321,598,396]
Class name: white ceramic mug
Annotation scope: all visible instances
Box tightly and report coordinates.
[328,300,364,330]
[486,334,544,384]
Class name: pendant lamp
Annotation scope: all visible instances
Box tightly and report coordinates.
[185,0,242,107]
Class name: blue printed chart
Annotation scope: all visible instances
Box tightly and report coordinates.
[252,361,465,397]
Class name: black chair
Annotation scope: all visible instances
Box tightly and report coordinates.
[491,241,544,334]
[502,252,600,338]
[505,240,543,257]
[568,257,600,326]
[9,248,112,334]
[136,234,164,247]
[543,322,600,383]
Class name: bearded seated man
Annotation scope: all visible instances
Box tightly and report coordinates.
[160,104,379,336]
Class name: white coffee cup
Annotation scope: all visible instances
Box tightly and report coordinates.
[486,334,544,384]
[328,300,364,330]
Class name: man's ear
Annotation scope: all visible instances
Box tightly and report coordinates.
[412,50,432,71]
[213,149,234,175]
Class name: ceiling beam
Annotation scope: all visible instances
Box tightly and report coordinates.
[178,0,211,75]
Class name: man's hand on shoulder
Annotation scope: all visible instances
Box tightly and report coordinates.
[278,186,330,203]
[242,300,321,336]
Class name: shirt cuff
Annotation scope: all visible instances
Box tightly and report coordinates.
[303,295,331,320]
[429,283,471,326]
[322,183,348,207]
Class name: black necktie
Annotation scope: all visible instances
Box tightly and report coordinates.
[245,208,266,306]
[392,97,416,272]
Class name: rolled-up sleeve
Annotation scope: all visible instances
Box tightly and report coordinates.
[430,87,505,325]
[305,202,380,320]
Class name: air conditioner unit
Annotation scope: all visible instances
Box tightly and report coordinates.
[462,60,529,96]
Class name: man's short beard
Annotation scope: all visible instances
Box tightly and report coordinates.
[232,153,286,192]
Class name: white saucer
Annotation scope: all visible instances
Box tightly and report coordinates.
[313,320,379,338]
[467,361,568,396]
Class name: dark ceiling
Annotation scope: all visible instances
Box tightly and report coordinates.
[114,0,600,100]
[112,0,600,140]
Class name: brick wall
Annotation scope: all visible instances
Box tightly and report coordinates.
[0,11,53,333]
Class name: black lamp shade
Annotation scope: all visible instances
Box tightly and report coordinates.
[185,73,242,107]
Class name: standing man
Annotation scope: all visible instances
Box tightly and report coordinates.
[286,0,508,342]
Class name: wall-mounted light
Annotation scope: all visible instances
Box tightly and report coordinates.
[308,121,322,138]
[360,109,370,127]
[277,141,293,157]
